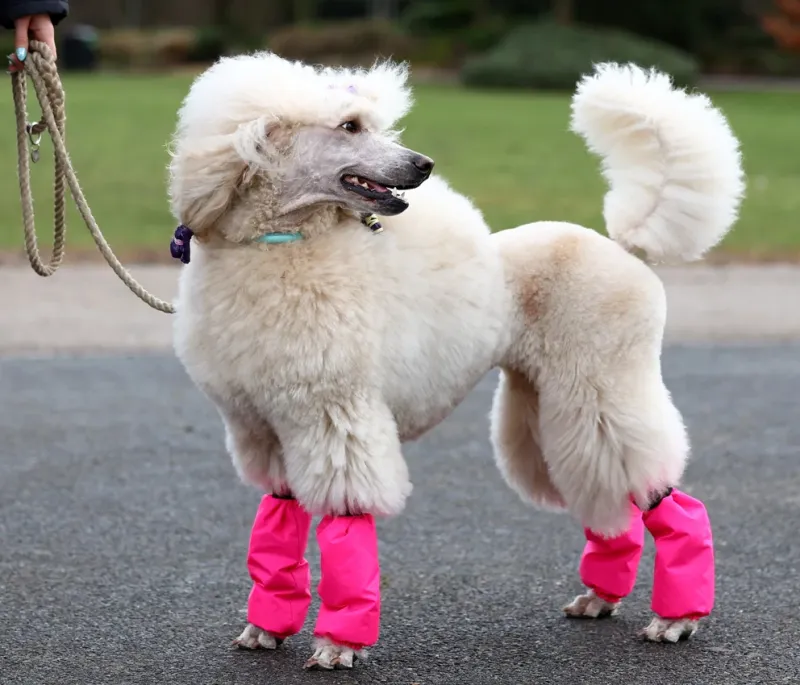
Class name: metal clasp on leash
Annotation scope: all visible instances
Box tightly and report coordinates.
[26,123,43,163]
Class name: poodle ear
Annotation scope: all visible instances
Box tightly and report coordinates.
[347,60,413,131]
[238,163,258,188]
[169,116,278,235]
[168,139,245,236]
[235,116,282,165]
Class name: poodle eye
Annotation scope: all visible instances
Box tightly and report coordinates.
[340,120,360,134]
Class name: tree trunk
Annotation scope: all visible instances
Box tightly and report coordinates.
[472,0,493,24]
[553,0,574,25]
[369,0,397,20]
[213,0,232,28]
[293,0,318,24]
[123,0,142,28]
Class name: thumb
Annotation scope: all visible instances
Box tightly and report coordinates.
[14,15,31,62]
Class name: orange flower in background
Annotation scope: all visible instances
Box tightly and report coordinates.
[762,0,800,51]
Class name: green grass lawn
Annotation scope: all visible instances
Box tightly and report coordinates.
[1,73,798,259]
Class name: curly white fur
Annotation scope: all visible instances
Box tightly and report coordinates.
[571,62,745,263]
[169,53,412,233]
[169,56,743,544]
[563,589,620,618]
[168,56,743,665]
[305,638,363,670]
[641,616,699,642]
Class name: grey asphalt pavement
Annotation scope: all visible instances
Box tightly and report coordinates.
[1,347,799,685]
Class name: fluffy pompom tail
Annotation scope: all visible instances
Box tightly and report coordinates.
[570,63,745,263]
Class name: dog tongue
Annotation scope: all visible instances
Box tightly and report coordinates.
[366,180,388,193]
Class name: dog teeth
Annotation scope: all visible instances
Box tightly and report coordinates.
[345,176,406,199]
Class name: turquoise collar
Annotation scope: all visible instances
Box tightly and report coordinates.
[253,215,382,245]
[255,232,303,244]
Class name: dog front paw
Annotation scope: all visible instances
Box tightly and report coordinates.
[563,589,620,618]
[304,638,363,670]
[232,623,282,650]
[640,616,699,643]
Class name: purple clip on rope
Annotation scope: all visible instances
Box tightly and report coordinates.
[170,225,194,264]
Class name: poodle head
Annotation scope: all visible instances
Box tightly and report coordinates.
[168,52,434,238]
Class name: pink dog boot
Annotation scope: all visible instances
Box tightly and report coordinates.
[306,514,381,670]
[237,494,313,647]
[564,501,645,618]
[642,488,714,637]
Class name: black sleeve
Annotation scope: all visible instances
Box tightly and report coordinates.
[0,0,68,30]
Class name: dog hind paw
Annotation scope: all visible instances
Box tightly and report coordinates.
[232,623,282,650]
[563,589,620,618]
[304,639,362,670]
[640,616,699,643]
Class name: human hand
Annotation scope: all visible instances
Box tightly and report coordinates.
[7,14,57,74]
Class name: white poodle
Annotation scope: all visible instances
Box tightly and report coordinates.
[168,54,744,669]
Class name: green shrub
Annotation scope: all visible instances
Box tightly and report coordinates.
[268,20,414,68]
[97,28,198,69]
[95,26,250,69]
[458,17,510,54]
[399,1,509,68]
[187,26,228,63]
[461,21,700,91]
[0,33,14,60]
[400,0,474,35]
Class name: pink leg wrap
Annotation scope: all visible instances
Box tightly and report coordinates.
[313,514,381,650]
[580,501,645,603]
[246,495,312,639]
[643,488,715,620]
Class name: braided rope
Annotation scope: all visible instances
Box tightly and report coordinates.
[11,41,175,314]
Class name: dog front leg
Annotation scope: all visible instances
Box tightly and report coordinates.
[305,513,380,670]
[279,397,410,669]
[233,493,313,650]
[281,397,412,519]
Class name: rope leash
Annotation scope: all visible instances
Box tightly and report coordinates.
[10,41,175,314]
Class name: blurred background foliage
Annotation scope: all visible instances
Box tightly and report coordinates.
[3,0,799,257]
[2,0,797,89]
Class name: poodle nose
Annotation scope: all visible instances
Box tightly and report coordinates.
[413,155,435,175]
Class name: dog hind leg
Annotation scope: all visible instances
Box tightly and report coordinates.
[640,488,715,642]
[490,368,566,509]
[534,347,689,538]
[564,501,644,618]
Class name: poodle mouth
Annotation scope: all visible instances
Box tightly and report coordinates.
[341,175,410,204]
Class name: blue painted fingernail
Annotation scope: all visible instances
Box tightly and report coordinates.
[16,47,27,62]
